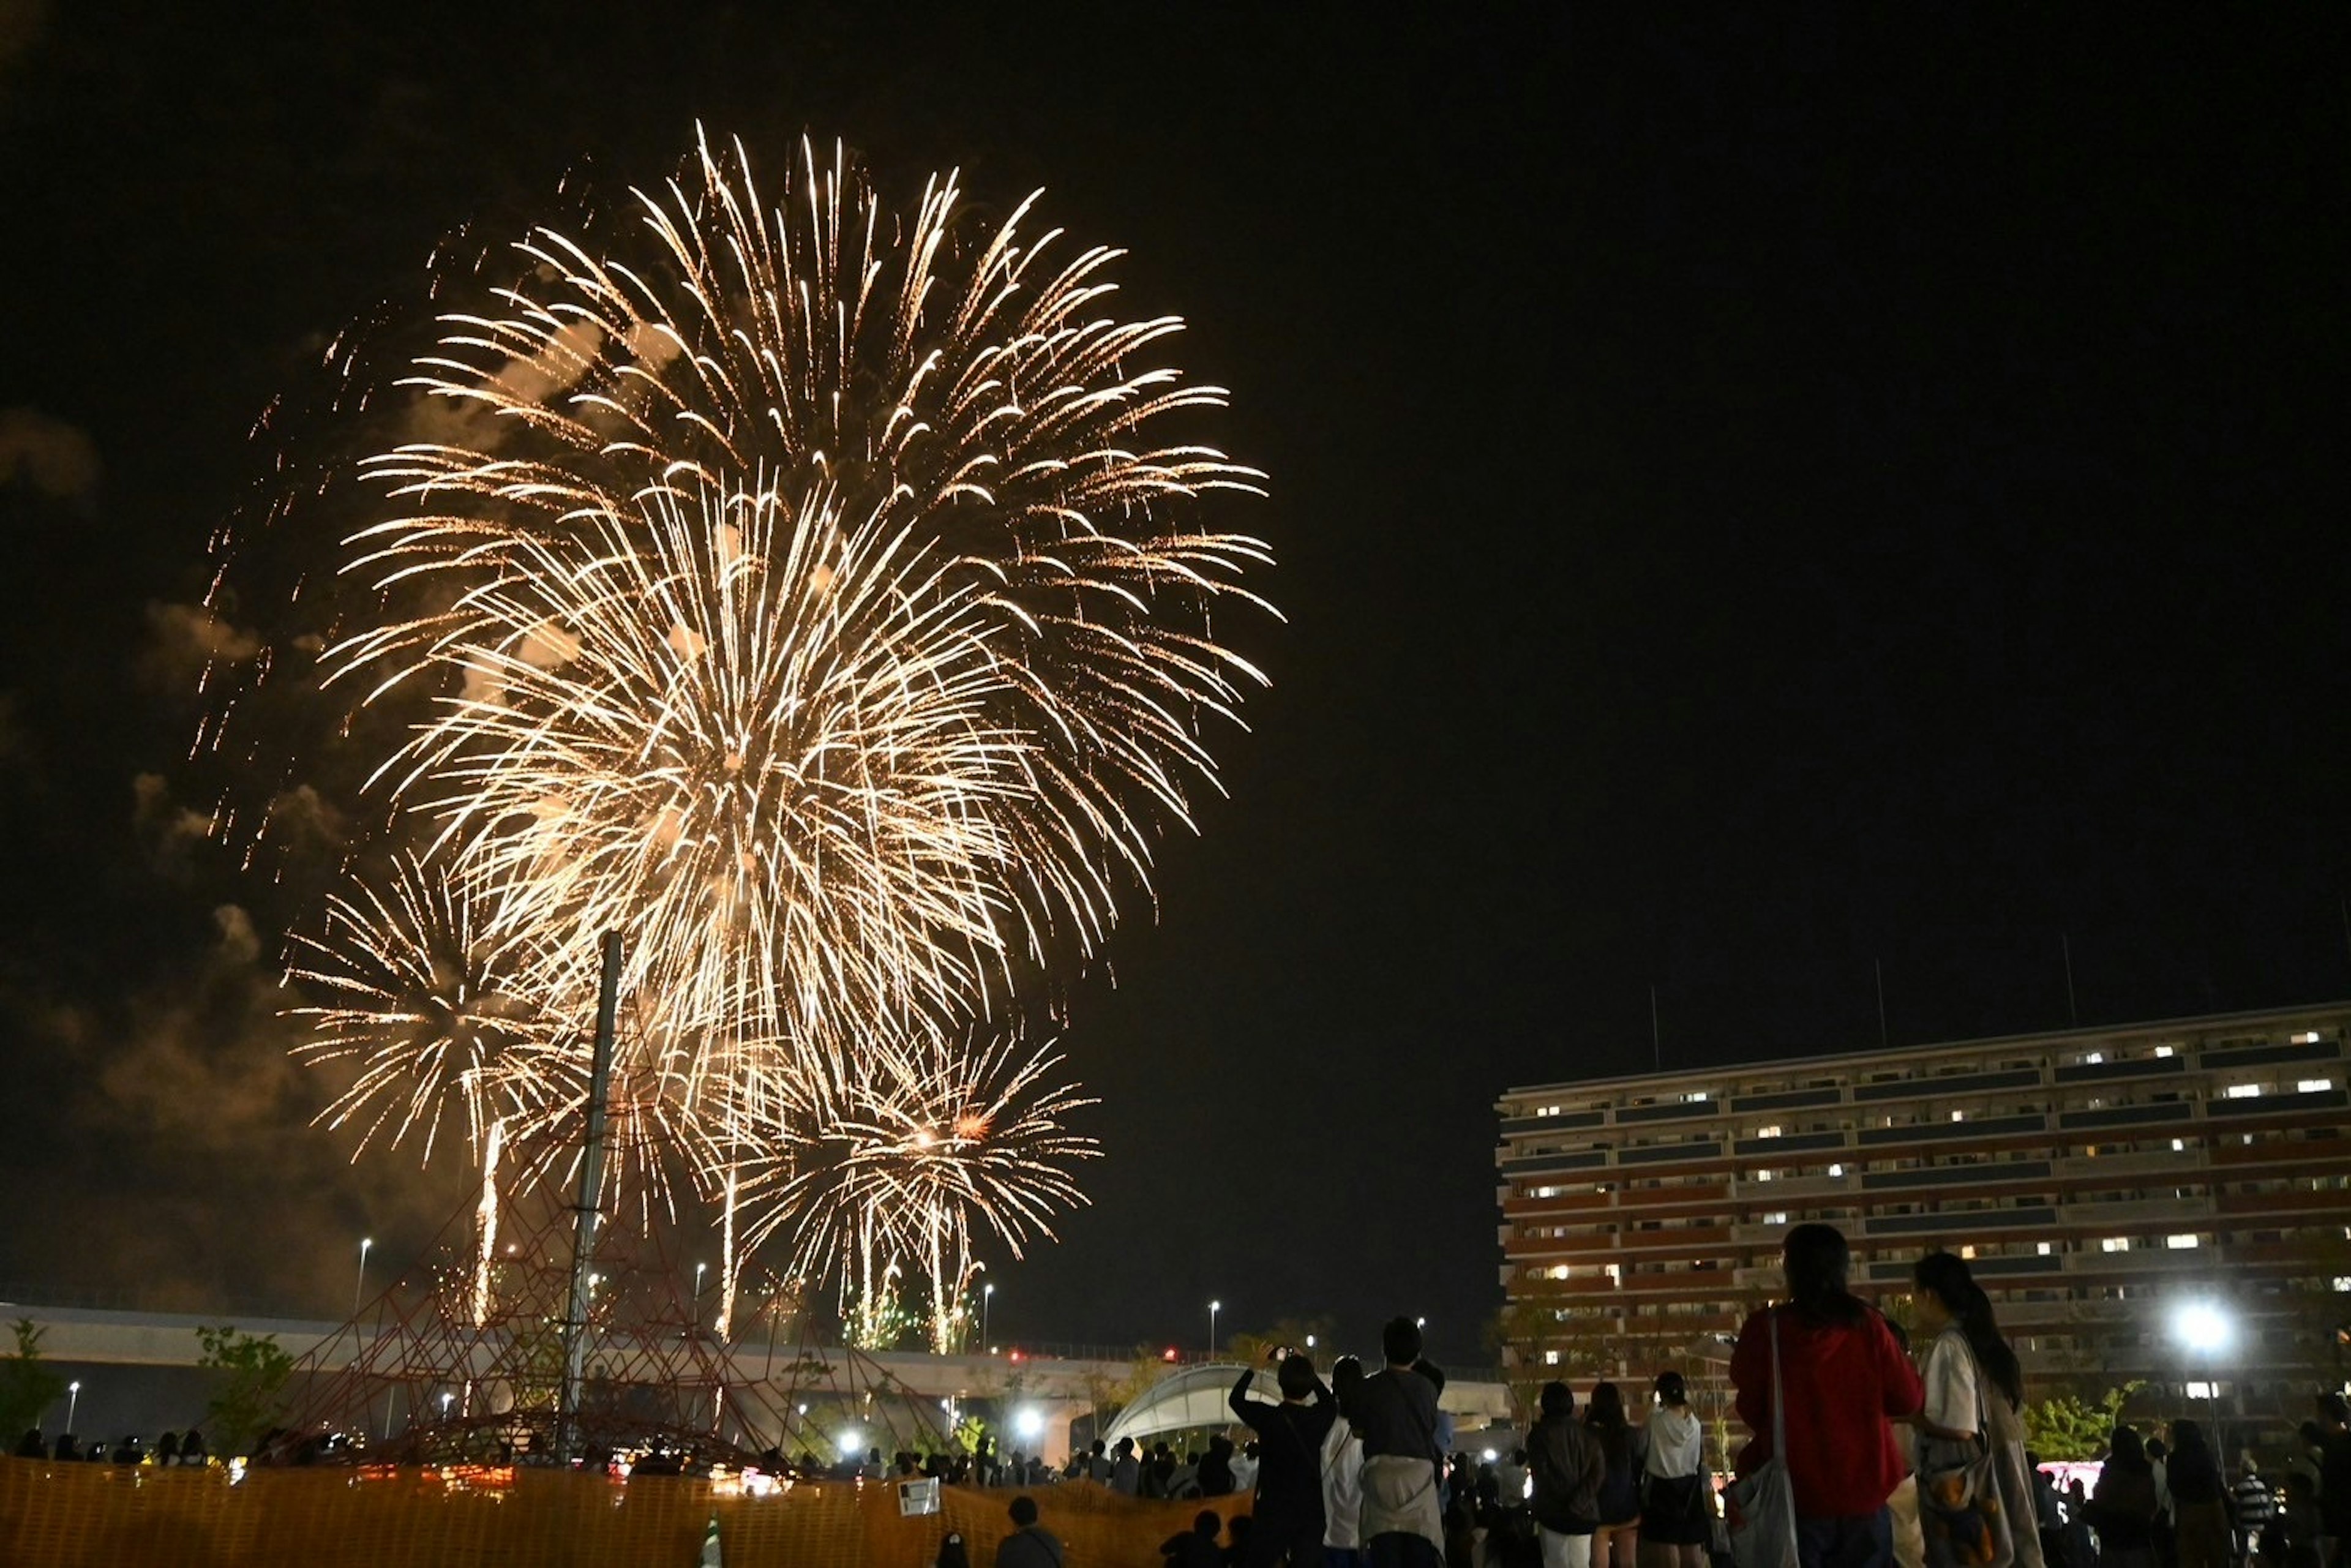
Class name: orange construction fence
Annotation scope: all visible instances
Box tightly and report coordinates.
[0,1458,1258,1567]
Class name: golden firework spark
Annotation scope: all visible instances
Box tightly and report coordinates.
[220,128,1269,1330]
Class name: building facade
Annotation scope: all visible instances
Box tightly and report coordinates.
[1495,1004,2351,1422]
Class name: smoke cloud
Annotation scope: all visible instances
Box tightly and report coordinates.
[0,406,99,503]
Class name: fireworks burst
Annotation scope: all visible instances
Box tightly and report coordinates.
[211,128,1272,1336]
[741,1032,1099,1351]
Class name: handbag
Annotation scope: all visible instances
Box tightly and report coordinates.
[1727,1311,1801,1568]
[1916,1334,2016,1568]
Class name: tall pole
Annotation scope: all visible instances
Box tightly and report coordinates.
[354,1237,372,1315]
[1873,959,1889,1049]
[558,930,624,1459]
[1649,986,1661,1072]
[2061,934,2079,1026]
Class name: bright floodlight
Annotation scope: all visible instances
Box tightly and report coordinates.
[838,1429,864,1460]
[1014,1407,1046,1440]
[2175,1301,2232,1353]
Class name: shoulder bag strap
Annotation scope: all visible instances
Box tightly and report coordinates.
[1769,1308,1786,1461]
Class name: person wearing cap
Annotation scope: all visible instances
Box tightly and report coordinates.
[2233,1457,2275,1568]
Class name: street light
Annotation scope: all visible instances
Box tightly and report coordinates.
[66,1381,80,1433]
[694,1262,707,1327]
[1209,1299,1221,1356]
[2174,1300,2233,1421]
[354,1237,373,1314]
[982,1282,995,1351]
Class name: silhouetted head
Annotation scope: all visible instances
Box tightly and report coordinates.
[1278,1354,1318,1400]
[1540,1381,1575,1419]
[1588,1382,1627,1430]
[1782,1223,1864,1323]
[1382,1316,1423,1367]
[1654,1370,1689,1407]
[1194,1510,1220,1537]
[1008,1495,1040,1528]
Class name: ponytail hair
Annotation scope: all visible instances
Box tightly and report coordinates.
[1913,1250,2023,1409]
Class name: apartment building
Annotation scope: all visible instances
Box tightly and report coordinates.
[1496,1004,2351,1418]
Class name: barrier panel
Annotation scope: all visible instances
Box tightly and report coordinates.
[0,1459,1256,1567]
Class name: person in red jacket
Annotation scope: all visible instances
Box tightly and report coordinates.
[1730,1223,1924,1568]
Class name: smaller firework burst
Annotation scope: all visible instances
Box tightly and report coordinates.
[743,1030,1098,1350]
[285,853,583,1164]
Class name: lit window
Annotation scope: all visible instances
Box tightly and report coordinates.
[1688,1091,1709,1102]
[1757,1125,1783,1139]
[1544,1349,1561,1365]
[2102,1237,2131,1253]
[2165,1234,2200,1250]
[2186,1381,2216,1400]
[2331,1277,2351,1294]
[1828,1163,1845,1177]
[2172,1139,2186,1152]
[2155,1046,2175,1058]
[1960,1245,1978,1259]
[2298,1079,2335,1093]
[2225,1085,2262,1099]
[1951,1110,1966,1122]
[1763,1211,1788,1226]
[1755,1170,1773,1183]
[1535,1187,1557,1198]
[1548,1264,1570,1280]
[1604,1264,1622,1285]
[2087,1052,2105,1065]
[2037,1242,2053,1255]
[2296,1032,2322,1044]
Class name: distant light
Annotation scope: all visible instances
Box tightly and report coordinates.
[1014,1407,1046,1440]
[1482,1447,1499,1462]
[2174,1302,2232,1354]
[1305,1334,1316,1348]
[839,1430,864,1460]
[1828,1164,1844,1177]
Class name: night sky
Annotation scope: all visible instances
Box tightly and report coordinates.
[0,6,2344,1367]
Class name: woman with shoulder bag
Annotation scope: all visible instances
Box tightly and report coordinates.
[1913,1251,2044,1568]
[1640,1371,1711,1568]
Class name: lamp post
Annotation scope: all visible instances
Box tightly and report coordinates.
[66,1381,80,1433]
[2173,1300,2233,1426]
[981,1282,995,1351]
[354,1237,373,1314]
[1209,1299,1221,1356]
